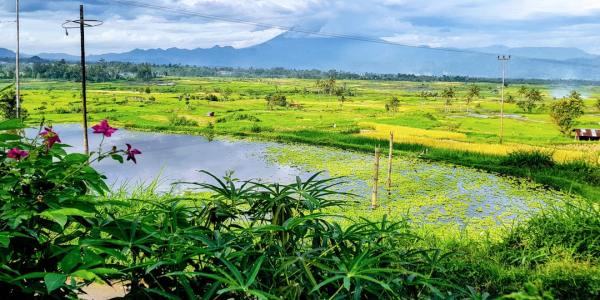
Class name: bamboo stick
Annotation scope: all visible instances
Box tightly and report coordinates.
[371,146,380,208]
[387,132,393,198]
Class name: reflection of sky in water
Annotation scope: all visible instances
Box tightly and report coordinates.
[26,124,311,192]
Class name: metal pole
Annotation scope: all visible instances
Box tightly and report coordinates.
[497,55,511,144]
[80,5,89,154]
[15,0,20,118]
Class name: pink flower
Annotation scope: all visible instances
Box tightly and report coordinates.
[125,144,141,164]
[7,148,29,160]
[92,119,118,137]
[39,127,61,150]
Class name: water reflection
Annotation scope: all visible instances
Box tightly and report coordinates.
[26,124,310,192]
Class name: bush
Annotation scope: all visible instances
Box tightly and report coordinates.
[206,94,219,102]
[168,114,198,126]
[501,150,555,169]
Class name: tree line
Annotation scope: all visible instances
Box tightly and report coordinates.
[1,58,599,85]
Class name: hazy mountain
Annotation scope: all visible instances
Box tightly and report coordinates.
[2,34,600,79]
[467,45,598,61]
[0,48,15,58]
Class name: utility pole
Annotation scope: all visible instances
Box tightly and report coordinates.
[497,55,511,144]
[15,0,19,118]
[79,5,89,154]
[62,6,103,154]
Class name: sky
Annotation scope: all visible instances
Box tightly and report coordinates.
[0,0,599,55]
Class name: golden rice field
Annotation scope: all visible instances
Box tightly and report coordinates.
[360,122,600,164]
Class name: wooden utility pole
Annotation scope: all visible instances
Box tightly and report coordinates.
[79,5,89,154]
[63,6,102,154]
[371,146,381,208]
[386,132,394,198]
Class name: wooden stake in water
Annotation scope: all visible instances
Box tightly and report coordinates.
[387,132,394,198]
[371,146,381,208]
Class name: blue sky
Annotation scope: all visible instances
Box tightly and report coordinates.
[1,0,600,55]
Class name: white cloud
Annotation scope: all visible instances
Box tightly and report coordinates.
[0,0,599,55]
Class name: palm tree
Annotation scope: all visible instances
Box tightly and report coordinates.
[441,86,456,113]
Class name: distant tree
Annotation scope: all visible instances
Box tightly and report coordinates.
[206,94,219,102]
[517,87,543,113]
[466,84,481,105]
[144,87,151,94]
[136,64,154,81]
[595,98,600,111]
[517,86,529,98]
[441,86,456,113]
[338,95,346,108]
[550,90,585,135]
[506,94,516,104]
[385,96,400,113]
[266,94,287,110]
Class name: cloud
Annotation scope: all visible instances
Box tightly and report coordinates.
[0,0,599,55]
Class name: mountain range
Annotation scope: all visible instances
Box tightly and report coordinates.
[2,32,600,80]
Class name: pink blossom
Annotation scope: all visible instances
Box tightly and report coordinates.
[39,127,61,150]
[92,119,118,137]
[7,148,29,160]
[125,144,141,164]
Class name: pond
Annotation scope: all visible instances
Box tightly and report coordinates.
[26,124,311,192]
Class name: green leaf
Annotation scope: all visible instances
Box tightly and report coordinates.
[70,269,104,282]
[0,119,24,131]
[0,134,21,141]
[0,232,10,248]
[245,255,265,287]
[40,208,95,228]
[60,250,81,273]
[44,273,66,294]
[111,154,124,163]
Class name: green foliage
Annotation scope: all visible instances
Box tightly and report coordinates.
[501,150,555,169]
[168,114,198,127]
[517,87,543,113]
[385,96,400,112]
[265,93,287,110]
[0,119,130,298]
[441,86,456,111]
[0,85,28,120]
[550,91,585,135]
[466,84,481,104]
[206,94,219,102]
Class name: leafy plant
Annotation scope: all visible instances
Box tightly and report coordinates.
[550,91,585,135]
[0,119,139,298]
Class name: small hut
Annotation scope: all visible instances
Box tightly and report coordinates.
[573,129,600,141]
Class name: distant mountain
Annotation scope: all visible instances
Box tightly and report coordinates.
[2,34,600,80]
[467,45,599,61]
[0,48,15,58]
[36,52,79,61]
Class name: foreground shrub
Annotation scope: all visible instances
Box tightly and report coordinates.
[0,119,140,298]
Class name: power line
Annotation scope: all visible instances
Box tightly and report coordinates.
[105,0,600,70]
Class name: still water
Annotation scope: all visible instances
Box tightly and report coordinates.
[26,124,310,192]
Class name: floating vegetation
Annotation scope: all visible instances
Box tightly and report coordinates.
[266,144,580,235]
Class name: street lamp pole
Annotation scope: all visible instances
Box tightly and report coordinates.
[497,55,511,144]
